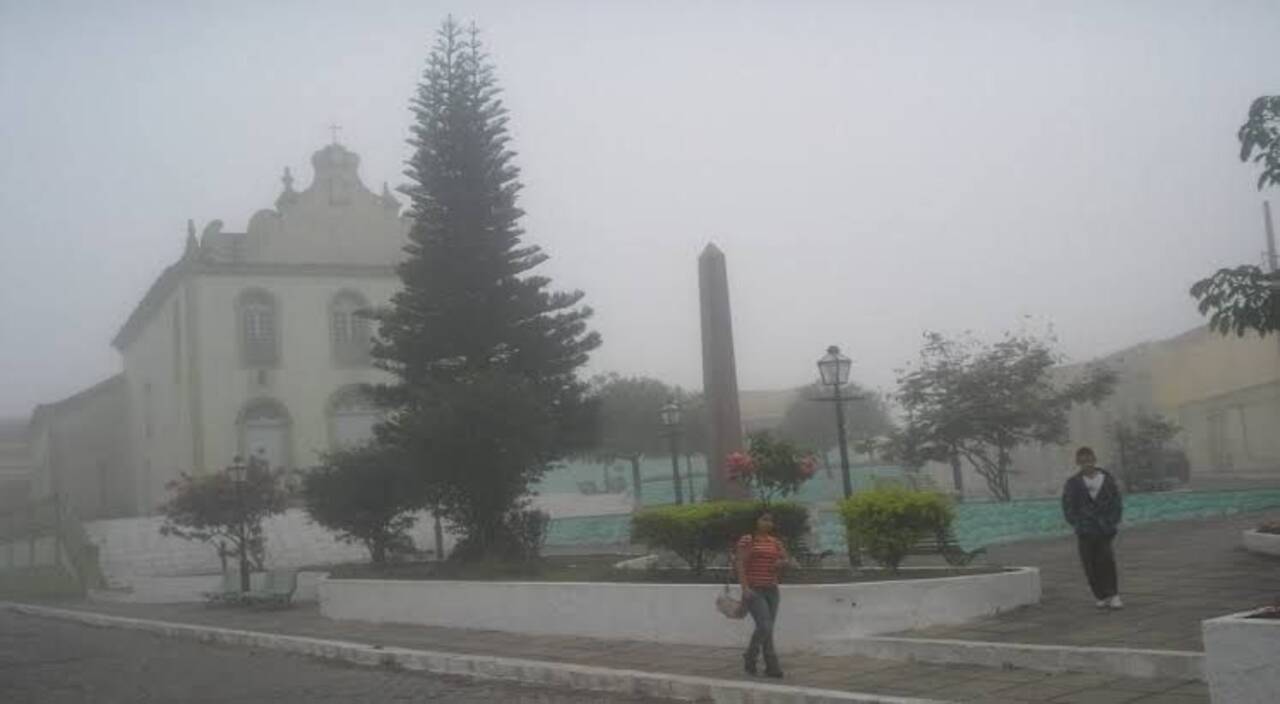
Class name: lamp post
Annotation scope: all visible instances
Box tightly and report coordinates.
[660,401,685,505]
[817,346,855,499]
[226,456,250,593]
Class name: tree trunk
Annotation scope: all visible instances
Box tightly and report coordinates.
[370,538,386,565]
[630,456,643,508]
[433,510,445,561]
[996,446,1012,502]
[948,449,965,501]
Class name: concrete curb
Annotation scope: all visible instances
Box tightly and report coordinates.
[815,636,1204,683]
[3,602,949,704]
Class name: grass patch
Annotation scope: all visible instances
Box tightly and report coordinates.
[326,554,1006,583]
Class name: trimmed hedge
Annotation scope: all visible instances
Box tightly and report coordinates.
[631,501,809,574]
[839,486,954,571]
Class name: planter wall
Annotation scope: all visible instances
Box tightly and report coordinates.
[1204,609,1280,704]
[90,571,328,604]
[319,567,1040,653]
[1241,530,1280,557]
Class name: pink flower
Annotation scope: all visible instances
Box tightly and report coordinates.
[726,451,756,478]
[799,455,818,479]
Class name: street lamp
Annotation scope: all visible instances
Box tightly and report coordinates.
[660,400,686,505]
[226,455,250,593]
[817,346,855,499]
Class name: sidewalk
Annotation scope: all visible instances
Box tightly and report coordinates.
[22,599,1206,704]
[899,507,1280,652]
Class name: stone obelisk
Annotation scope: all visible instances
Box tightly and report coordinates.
[699,243,747,500]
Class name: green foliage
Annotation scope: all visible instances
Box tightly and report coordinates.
[158,458,287,570]
[1190,266,1280,338]
[727,432,818,504]
[589,374,678,462]
[891,331,1115,501]
[1239,95,1280,191]
[449,506,551,563]
[1111,413,1186,493]
[368,18,599,560]
[1190,96,1280,337]
[631,500,809,574]
[839,486,954,571]
[777,383,894,456]
[302,443,424,564]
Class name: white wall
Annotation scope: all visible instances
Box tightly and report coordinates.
[319,568,1040,653]
[1204,610,1280,704]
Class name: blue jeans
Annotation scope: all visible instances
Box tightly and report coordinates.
[744,585,780,673]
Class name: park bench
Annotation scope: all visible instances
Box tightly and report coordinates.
[904,529,986,566]
[242,569,298,609]
[203,569,297,608]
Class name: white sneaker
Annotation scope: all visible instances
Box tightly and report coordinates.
[1108,596,1124,609]
[1096,599,1109,609]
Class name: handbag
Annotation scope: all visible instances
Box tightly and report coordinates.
[715,548,748,619]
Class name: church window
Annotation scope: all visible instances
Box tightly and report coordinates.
[330,290,371,365]
[237,289,279,367]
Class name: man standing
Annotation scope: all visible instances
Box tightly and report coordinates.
[1062,447,1124,609]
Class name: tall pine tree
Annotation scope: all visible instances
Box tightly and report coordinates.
[372,18,600,559]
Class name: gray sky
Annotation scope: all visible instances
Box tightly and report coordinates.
[2,0,1279,418]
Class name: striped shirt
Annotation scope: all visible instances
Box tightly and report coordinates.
[737,534,784,587]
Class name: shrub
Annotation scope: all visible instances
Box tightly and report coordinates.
[838,486,953,571]
[449,507,552,564]
[631,500,809,574]
[726,432,818,503]
[301,443,425,564]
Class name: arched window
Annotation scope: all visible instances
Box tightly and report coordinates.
[328,386,381,449]
[329,290,371,365]
[239,398,291,470]
[237,289,279,367]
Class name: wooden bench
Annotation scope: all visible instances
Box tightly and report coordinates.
[904,530,986,566]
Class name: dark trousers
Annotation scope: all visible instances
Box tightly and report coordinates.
[1076,533,1118,600]
[744,585,780,673]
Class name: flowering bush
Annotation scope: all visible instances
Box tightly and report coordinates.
[725,432,818,504]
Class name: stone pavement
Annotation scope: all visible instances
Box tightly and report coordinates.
[0,609,667,704]
[45,600,1206,703]
[901,507,1280,651]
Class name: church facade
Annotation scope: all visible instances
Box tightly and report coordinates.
[29,143,408,516]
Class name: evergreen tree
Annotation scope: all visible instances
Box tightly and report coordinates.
[371,18,600,560]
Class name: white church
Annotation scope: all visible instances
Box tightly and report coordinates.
[23,142,407,518]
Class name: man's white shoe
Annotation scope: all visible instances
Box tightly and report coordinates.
[1096,599,1109,609]
[1108,595,1124,609]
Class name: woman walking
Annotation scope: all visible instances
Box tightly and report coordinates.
[736,511,789,678]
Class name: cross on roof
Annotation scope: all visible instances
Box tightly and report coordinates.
[328,123,342,145]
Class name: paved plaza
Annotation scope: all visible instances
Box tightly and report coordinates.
[905,506,1280,651]
[12,507,1280,703]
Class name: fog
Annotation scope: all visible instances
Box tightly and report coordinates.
[3,0,1279,418]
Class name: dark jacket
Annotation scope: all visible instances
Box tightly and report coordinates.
[1062,469,1123,537]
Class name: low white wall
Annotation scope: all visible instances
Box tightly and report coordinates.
[1204,610,1280,704]
[1241,530,1280,557]
[90,571,328,604]
[319,567,1040,653]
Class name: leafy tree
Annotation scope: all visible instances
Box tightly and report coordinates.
[1110,413,1185,493]
[1191,96,1280,336]
[158,457,287,571]
[588,374,678,505]
[301,443,424,564]
[890,331,1116,501]
[777,383,894,470]
[369,18,600,560]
